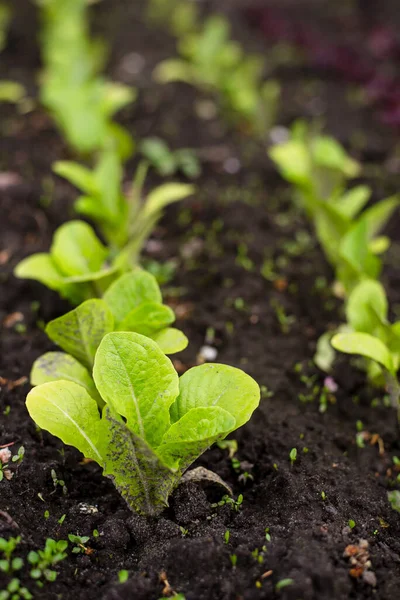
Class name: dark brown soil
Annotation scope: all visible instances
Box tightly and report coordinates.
[1,2,400,599]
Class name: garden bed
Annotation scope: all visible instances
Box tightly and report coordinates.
[1,1,400,599]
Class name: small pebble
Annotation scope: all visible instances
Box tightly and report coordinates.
[223,157,241,174]
[198,345,218,362]
[78,503,98,515]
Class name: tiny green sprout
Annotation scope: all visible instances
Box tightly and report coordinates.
[289,448,297,465]
[260,385,274,399]
[388,490,400,513]
[273,463,278,471]
[179,526,189,537]
[303,447,309,454]
[231,457,241,472]
[68,534,90,555]
[270,299,296,334]
[118,570,129,584]
[393,456,400,466]
[11,446,25,465]
[58,514,66,525]
[217,439,238,459]
[44,511,50,519]
[356,420,363,432]
[229,554,237,568]
[92,529,99,538]
[275,578,294,591]
[265,528,271,542]
[224,530,230,544]
[348,519,356,529]
[321,491,327,501]
[212,494,244,512]
[234,297,246,311]
[50,470,67,495]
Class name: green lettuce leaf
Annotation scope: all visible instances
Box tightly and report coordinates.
[170,363,260,430]
[45,299,114,369]
[93,332,179,447]
[26,381,104,464]
[103,270,162,326]
[150,327,188,354]
[30,351,101,405]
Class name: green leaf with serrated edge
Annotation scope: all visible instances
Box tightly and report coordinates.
[335,185,371,220]
[331,332,395,375]
[93,332,179,447]
[46,299,114,369]
[98,407,178,516]
[51,221,109,277]
[170,363,260,430]
[141,183,195,222]
[103,271,162,326]
[118,303,175,335]
[26,381,104,464]
[30,352,102,406]
[158,406,235,471]
[150,327,188,354]
[346,280,388,334]
[53,161,98,196]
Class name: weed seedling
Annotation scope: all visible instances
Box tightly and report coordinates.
[68,534,90,555]
[229,554,238,568]
[224,530,230,544]
[50,470,67,496]
[275,578,294,591]
[289,448,297,466]
[0,579,32,600]
[118,570,129,584]
[28,538,68,583]
[212,494,244,512]
[0,537,23,575]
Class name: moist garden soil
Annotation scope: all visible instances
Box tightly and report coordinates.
[1,1,400,599]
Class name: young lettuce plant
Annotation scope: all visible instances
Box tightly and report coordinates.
[331,331,400,416]
[331,279,400,399]
[37,0,135,157]
[154,15,280,136]
[31,270,188,401]
[53,151,195,254]
[14,220,120,304]
[26,332,260,516]
[270,121,399,294]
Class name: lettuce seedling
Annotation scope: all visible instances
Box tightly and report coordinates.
[14,220,120,304]
[331,331,400,413]
[54,152,194,252]
[38,0,135,157]
[270,122,399,294]
[26,332,260,515]
[331,279,400,389]
[31,270,188,401]
[154,15,280,136]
